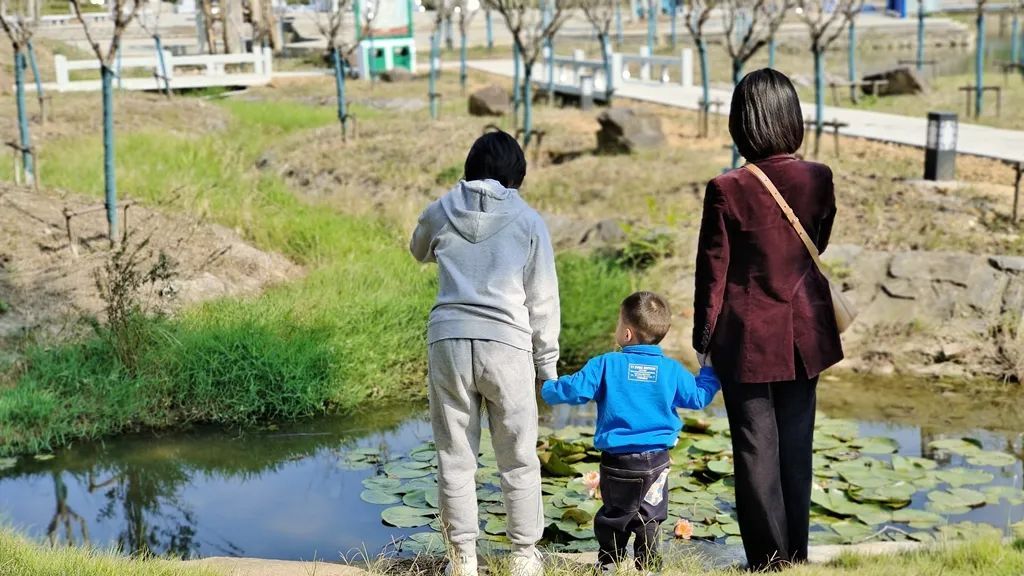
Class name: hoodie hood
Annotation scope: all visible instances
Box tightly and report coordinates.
[440,179,528,243]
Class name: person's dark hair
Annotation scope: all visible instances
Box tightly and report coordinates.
[620,291,672,345]
[728,68,804,162]
[464,131,527,188]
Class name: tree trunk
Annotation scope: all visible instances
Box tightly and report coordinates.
[14,49,34,184]
[647,0,657,53]
[916,0,925,72]
[430,30,440,119]
[332,47,348,139]
[813,47,824,158]
[154,34,172,97]
[698,37,709,137]
[768,35,776,68]
[1012,12,1020,64]
[460,21,468,92]
[27,41,45,120]
[223,0,244,53]
[615,2,623,46]
[670,0,677,49]
[600,32,613,103]
[731,59,742,168]
[523,68,533,147]
[199,0,217,53]
[486,9,493,52]
[975,9,985,116]
[512,42,521,129]
[102,65,118,244]
[847,20,857,101]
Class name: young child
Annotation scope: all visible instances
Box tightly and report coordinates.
[541,291,719,573]
[410,131,560,576]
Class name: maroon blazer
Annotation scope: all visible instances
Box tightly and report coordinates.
[692,155,843,384]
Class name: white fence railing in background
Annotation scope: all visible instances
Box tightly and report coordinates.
[541,47,694,95]
[39,47,273,93]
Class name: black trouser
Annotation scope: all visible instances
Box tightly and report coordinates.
[722,369,818,572]
[595,450,670,571]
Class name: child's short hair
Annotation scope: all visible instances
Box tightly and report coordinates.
[464,131,527,189]
[621,291,672,345]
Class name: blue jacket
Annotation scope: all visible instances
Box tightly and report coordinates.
[541,345,720,454]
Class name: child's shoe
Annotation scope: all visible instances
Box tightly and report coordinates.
[509,548,544,576]
[444,552,478,576]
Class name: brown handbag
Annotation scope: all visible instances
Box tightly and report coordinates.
[743,163,857,334]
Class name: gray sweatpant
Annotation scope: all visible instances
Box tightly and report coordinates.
[428,339,544,558]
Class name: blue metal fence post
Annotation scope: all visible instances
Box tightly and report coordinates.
[102,65,118,243]
[523,72,533,146]
[975,9,985,116]
[14,50,33,182]
[768,35,776,68]
[698,37,710,136]
[916,0,925,72]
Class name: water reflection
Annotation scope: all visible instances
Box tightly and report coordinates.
[1,378,1022,560]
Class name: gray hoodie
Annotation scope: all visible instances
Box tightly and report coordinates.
[410,179,560,380]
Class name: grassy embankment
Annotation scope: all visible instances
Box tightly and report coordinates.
[0,98,632,457]
[2,530,1023,576]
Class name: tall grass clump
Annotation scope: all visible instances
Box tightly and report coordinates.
[0,98,633,456]
[0,528,221,576]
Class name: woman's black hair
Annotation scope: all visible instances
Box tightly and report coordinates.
[728,68,804,162]
[464,130,527,188]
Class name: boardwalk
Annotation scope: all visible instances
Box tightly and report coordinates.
[467,59,1024,165]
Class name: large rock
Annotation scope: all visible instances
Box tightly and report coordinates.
[469,84,510,116]
[380,68,414,83]
[596,108,666,154]
[862,67,925,96]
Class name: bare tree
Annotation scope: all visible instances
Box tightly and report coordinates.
[137,1,172,97]
[248,0,282,51]
[429,0,455,118]
[314,0,365,139]
[0,0,37,184]
[70,0,141,243]
[198,0,217,53]
[485,0,574,147]
[721,0,789,85]
[798,0,863,156]
[579,0,616,103]
[681,0,718,136]
[454,0,480,91]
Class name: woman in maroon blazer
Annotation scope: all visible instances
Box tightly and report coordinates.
[693,69,843,571]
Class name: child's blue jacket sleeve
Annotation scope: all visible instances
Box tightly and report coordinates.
[541,356,604,405]
[674,366,721,409]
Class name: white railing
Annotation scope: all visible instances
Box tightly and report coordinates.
[618,47,694,87]
[538,46,694,95]
[43,46,273,92]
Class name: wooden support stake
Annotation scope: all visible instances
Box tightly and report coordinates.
[1014,162,1022,224]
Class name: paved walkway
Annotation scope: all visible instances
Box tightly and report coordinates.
[467,59,1024,165]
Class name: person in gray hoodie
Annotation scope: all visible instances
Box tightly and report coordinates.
[410,132,560,576]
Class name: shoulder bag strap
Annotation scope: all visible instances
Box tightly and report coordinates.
[742,163,827,273]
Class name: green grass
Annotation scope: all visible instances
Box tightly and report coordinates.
[0,99,632,457]
[0,529,221,576]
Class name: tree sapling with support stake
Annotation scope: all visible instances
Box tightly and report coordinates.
[314,0,374,140]
[455,0,481,93]
[683,0,719,138]
[799,0,863,158]
[1,0,39,186]
[486,0,572,148]
[70,0,142,244]
[975,0,987,116]
[580,0,619,104]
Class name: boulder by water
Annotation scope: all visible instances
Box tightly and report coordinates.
[595,108,666,154]
[468,84,510,116]
[862,67,926,96]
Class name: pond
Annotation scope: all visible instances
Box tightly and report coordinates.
[1,376,1022,563]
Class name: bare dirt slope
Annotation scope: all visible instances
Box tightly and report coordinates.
[0,184,300,341]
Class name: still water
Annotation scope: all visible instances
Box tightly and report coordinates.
[1,378,1022,561]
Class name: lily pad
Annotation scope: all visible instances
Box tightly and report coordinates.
[850,483,916,508]
[403,489,438,509]
[381,506,435,528]
[484,515,506,535]
[384,462,433,479]
[362,476,402,491]
[831,520,875,544]
[707,459,734,476]
[403,531,446,554]
[850,437,899,455]
[0,457,17,471]
[361,489,401,505]
[853,507,892,526]
[929,488,986,509]
[891,455,937,472]
[935,468,994,488]
[692,436,731,454]
[928,438,982,456]
[965,450,1017,468]
[892,508,945,528]
[561,507,593,525]
[539,451,577,477]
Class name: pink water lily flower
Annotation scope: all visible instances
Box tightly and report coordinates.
[674,519,693,540]
[582,470,601,499]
